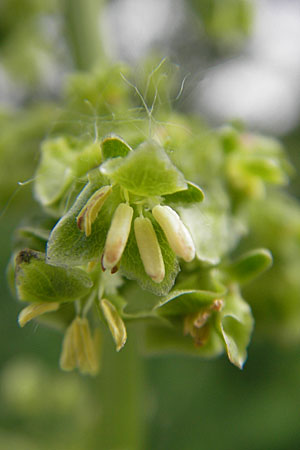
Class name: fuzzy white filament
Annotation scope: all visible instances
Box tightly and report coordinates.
[103,203,133,270]
[134,216,165,283]
[152,205,195,262]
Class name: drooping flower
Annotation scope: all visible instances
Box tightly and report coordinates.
[60,316,100,375]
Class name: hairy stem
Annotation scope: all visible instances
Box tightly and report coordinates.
[63,0,106,70]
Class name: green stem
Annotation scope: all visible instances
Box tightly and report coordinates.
[92,324,146,450]
[63,0,106,70]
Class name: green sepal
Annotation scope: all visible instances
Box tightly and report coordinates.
[100,140,187,196]
[223,248,273,284]
[34,137,101,210]
[163,181,204,206]
[15,250,93,303]
[47,172,121,266]
[101,135,132,160]
[216,287,254,369]
[154,288,226,317]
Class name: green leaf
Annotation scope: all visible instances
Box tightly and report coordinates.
[101,135,132,160]
[163,182,204,205]
[144,322,224,357]
[155,288,226,317]
[121,212,180,296]
[217,288,254,369]
[100,140,187,196]
[224,248,273,284]
[15,250,93,303]
[47,172,121,266]
[34,137,101,209]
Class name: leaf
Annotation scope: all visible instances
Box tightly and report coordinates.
[121,212,180,296]
[143,322,224,357]
[15,250,93,303]
[47,172,121,266]
[100,140,187,196]
[155,288,226,317]
[101,134,132,160]
[34,137,101,208]
[217,288,254,369]
[101,298,127,351]
[163,182,204,205]
[224,248,273,284]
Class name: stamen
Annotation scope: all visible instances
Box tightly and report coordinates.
[102,203,133,270]
[77,185,112,236]
[152,205,195,262]
[18,302,60,328]
[134,216,165,283]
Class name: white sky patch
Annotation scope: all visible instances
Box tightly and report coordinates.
[198,0,300,134]
[101,0,183,61]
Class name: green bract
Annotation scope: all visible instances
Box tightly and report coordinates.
[217,287,254,369]
[100,140,187,196]
[35,137,101,215]
[15,249,93,303]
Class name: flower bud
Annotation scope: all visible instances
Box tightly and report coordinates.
[134,217,165,283]
[102,203,133,270]
[77,185,112,236]
[152,205,195,262]
[18,302,60,328]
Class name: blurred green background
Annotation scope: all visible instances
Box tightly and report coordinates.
[1,0,300,449]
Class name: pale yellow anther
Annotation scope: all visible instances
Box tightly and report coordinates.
[134,217,165,283]
[60,319,77,372]
[152,205,195,262]
[60,317,100,375]
[101,299,127,351]
[18,302,60,328]
[77,185,112,237]
[103,203,133,270]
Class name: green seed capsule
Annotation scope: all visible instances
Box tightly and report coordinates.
[103,203,133,270]
[152,205,195,262]
[134,216,165,283]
